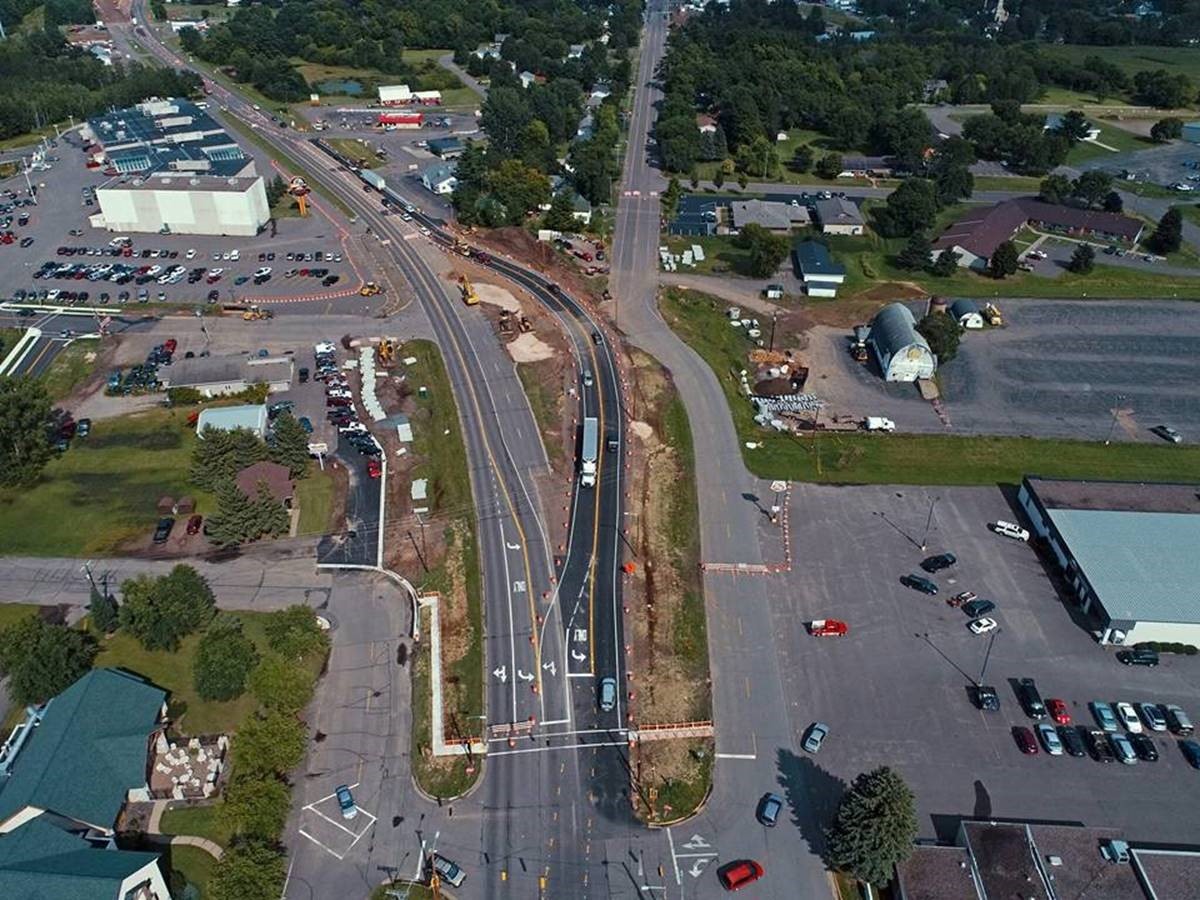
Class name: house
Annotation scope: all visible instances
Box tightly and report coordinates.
[791,240,847,297]
[195,403,269,438]
[696,114,718,134]
[730,199,810,232]
[421,161,458,195]
[411,90,442,105]
[922,78,949,102]
[567,43,586,58]
[159,354,292,398]
[236,460,294,508]
[933,198,1144,270]
[427,137,464,159]
[569,192,592,225]
[814,197,865,235]
[837,155,895,178]
[1045,112,1101,142]
[865,303,936,381]
[948,298,984,329]
[576,112,595,141]
[519,70,537,89]
[473,42,502,59]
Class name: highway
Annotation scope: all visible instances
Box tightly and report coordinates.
[121,5,635,898]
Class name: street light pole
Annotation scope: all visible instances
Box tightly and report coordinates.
[919,495,939,551]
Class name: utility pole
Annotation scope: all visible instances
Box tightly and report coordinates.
[1104,393,1126,445]
[919,495,938,551]
[768,309,778,352]
[978,627,1000,685]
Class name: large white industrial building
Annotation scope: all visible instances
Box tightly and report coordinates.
[94,174,269,237]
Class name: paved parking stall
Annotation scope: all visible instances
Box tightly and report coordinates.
[755,482,1200,845]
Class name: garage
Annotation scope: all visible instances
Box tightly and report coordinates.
[1017,476,1200,646]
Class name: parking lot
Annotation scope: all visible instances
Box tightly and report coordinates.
[803,298,1200,441]
[1079,138,1200,191]
[0,130,368,307]
[759,481,1200,843]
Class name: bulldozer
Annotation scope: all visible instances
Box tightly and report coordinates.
[982,302,1003,326]
[453,237,471,257]
[359,282,384,297]
[459,274,479,306]
[242,305,273,321]
[377,337,397,365]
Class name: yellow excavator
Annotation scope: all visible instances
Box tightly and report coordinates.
[459,274,479,306]
[377,337,397,365]
[242,305,273,321]
[982,302,1003,326]
[359,281,384,297]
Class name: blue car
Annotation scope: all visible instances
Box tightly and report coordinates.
[298,416,313,434]
[756,793,784,827]
[335,784,357,819]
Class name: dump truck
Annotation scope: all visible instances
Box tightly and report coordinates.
[580,416,598,488]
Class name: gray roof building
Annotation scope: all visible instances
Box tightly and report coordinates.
[196,403,269,438]
[814,197,865,230]
[163,356,292,398]
[428,137,464,158]
[865,302,936,382]
[729,199,810,231]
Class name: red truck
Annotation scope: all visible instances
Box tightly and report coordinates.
[808,619,849,637]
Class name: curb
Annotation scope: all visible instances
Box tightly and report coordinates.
[644,779,714,830]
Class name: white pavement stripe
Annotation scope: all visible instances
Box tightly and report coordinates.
[715,752,756,760]
[487,739,627,758]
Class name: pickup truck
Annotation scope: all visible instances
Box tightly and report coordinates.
[808,619,849,637]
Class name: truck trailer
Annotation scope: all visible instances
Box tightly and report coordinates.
[580,417,598,487]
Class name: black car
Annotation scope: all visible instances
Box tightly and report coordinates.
[920,552,957,573]
[298,367,309,383]
[901,574,938,595]
[1129,733,1159,762]
[1117,647,1159,667]
[962,599,996,618]
[152,517,175,544]
[1085,729,1116,763]
[974,684,1000,711]
[1016,678,1046,719]
[1059,726,1087,758]
[207,290,220,303]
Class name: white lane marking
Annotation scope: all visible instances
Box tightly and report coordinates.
[715,752,756,760]
[665,828,682,886]
[497,519,519,722]
[487,739,628,757]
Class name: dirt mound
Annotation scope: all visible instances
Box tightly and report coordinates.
[506,332,555,363]
[473,282,521,313]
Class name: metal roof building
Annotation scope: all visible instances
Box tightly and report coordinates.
[791,240,846,297]
[865,302,936,382]
[196,404,269,438]
[1017,476,1200,645]
[162,355,292,398]
[94,174,269,237]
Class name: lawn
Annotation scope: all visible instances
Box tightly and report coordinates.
[663,234,755,276]
[40,339,102,401]
[0,409,212,556]
[1041,43,1200,84]
[0,604,44,629]
[95,609,325,735]
[166,843,218,898]
[325,137,382,169]
[516,361,564,465]
[159,803,232,849]
[971,175,1043,193]
[658,287,1200,485]
[295,466,334,538]
[371,884,434,900]
[1065,122,1152,166]
[1174,203,1200,228]
[691,127,875,185]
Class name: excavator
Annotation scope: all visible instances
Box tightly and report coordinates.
[982,302,1003,326]
[242,305,273,321]
[458,274,479,306]
[377,337,397,365]
[359,282,384,297]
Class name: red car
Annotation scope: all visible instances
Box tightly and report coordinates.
[1047,698,1071,725]
[1013,726,1039,755]
[367,458,382,479]
[718,860,764,892]
[808,619,849,637]
[186,514,203,535]
[163,338,178,354]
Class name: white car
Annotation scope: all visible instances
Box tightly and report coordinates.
[968,617,998,635]
[254,266,272,278]
[1116,702,1143,733]
[993,520,1029,541]
[209,267,224,276]
[185,248,196,259]
[212,251,221,261]
[419,226,431,236]
[230,249,240,261]
[146,265,162,276]
[1037,723,1063,756]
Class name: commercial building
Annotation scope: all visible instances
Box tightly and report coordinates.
[896,818,1200,900]
[791,240,846,298]
[160,354,292,397]
[428,137,464,159]
[865,302,936,381]
[934,198,1144,270]
[814,197,866,235]
[196,403,269,438]
[729,199,810,232]
[94,174,269,237]
[421,161,458,195]
[378,84,412,105]
[1017,476,1200,646]
[379,111,423,128]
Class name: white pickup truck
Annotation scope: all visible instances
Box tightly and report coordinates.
[864,417,896,432]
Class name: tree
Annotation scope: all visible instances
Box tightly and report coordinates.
[988,240,1020,279]
[268,413,310,479]
[191,427,267,492]
[232,710,307,775]
[0,617,98,705]
[1068,242,1095,274]
[194,617,258,701]
[487,159,550,225]
[826,767,918,886]
[1150,207,1183,254]
[1072,170,1113,209]
[895,232,932,271]
[543,191,577,231]
[89,583,119,635]
[0,376,52,488]
[119,564,217,651]
[264,174,288,208]
[736,172,749,190]
[206,477,260,547]
[1150,117,1183,143]
[661,176,683,219]
[209,840,287,900]
[789,143,813,174]
[1102,191,1124,213]
[735,135,780,179]
[689,166,700,190]
[1038,174,1073,206]
[713,168,725,190]
[879,106,932,172]
[1054,109,1091,144]
[875,179,940,238]
[1133,69,1192,109]
[264,605,329,661]
[916,312,962,363]
[220,774,291,840]
[250,654,317,715]
[813,152,843,180]
[931,248,961,276]
[735,223,790,278]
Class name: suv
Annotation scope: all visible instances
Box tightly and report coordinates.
[1116,647,1159,667]
[1086,729,1116,763]
[901,574,938,595]
[1150,424,1182,443]
[152,517,174,544]
[920,552,957,573]
[1017,678,1046,719]
[598,676,616,712]
[962,599,996,618]
[1166,705,1194,736]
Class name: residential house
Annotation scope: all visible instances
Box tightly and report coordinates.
[569,193,593,225]
[837,155,895,178]
[730,199,810,232]
[791,240,846,297]
[567,43,586,59]
[696,114,718,135]
[814,197,865,235]
[421,161,458,195]
[236,460,295,508]
[519,70,537,89]
[922,79,949,102]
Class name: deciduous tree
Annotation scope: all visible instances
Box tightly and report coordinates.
[0,617,98,705]
[988,240,1020,279]
[250,654,317,715]
[813,152,843,180]
[916,312,961,363]
[233,710,307,775]
[264,605,329,661]
[194,617,259,701]
[220,774,291,840]
[209,840,286,900]
[119,565,217,651]
[735,223,791,278]
[931,248,961,276]
[0,376,52,488]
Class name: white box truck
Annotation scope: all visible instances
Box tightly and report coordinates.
[580,416,598,487]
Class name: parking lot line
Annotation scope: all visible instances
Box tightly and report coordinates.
[298,827,347,862]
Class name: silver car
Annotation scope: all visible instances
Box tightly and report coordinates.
[1108,733,1137,765]
[1138,703,1168,732]
[1037,723,1063,756]
[803,722,829,753]
[431,854,466,888]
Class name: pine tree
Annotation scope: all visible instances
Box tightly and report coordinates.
[988,240,1019,279]
[931,248,961,276]
[1149,207,1182,254]
[268,413,310,479]
[543,191,577,231]
[895,232,932,270]
[254,483,290,539]
[1068,242,1095,274]
[207,478,261,547]
[826,767,918,886]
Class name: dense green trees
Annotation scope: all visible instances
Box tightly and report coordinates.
[264,605,329,661]
[268,413,311,479]
[962,106,1071,176]
[989,241,1020,279]
[916,312,962,363]
[1150,117,1183,143]
[119,565,217,651]
[1068,243,1096,274]
[191,428,268,492]
[0,617,98,705]
[896,232,932,271]
[1149,207,1183,254]
[194,617,259,701]
[874,179,940,238]
[0,376,52,488]
[209,840,286,900]
[206,479,289,547]
[735,224,791,278]
[826,767,918,887]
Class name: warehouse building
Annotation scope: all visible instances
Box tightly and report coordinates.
[865,303,936,381]
[94,174,269,237]
[1017,476,1200,646]
[163,355,292,398]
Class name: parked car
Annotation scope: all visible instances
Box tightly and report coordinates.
[1058,726,1087,758]
[756,793,784,827]
[1116,702,1143,733]
[802,722,829,753]
[974,684,1000,711]
[186,514,203,535]
[152,517,174,544]
[920,552,957,573]
[1091,702,1119,732]
[1017,678,1046,719]
[366,458,382,479]
[1037,723,1063,756]
[1180,739,1200,769]
[1165,705,1194,736]
[1150,424,1182,444]
[335,784,357,819]
[431,854,466,888]
[1047,698,1071,725]
[298,416,313,433]
[76,418,91,438]
[1139,703,1168,732]
[1085,729,1116,763]
[299,367,309,383]
[1013,726,1039,754]
[992,520,1030,541]
[718,860,764,892]
[1130,733,1159,762]
[901,574,938,595]
[968,617,997,635]
[1109,733,1138,765]
[1117,647,1159,667]
[962,599,996,618]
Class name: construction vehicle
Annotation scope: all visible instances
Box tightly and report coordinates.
[982,302,1003,326]
[458,274,479,306]
[377,337,397,365]
[288,176,311,217]
[359,282,383,296]
[517,315,532,333]
[242,306,274,321]
[453,237,471,257]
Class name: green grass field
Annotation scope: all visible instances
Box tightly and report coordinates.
[516,362,564,465]
[40,339,102,401]
[664,234,755,276]
[0,409,212,556]
[658,287,1200,484]
[159,803,232,849]
[1066,122,1152,165]
[295,467,334,538]
[325,137,381,168]
[166,844,218,898]
[970,175,1044,193]
[0,604,44,629]
[1041,44,1200,83]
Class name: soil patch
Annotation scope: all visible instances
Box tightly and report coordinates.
[472,282,522,313]
[506,332,555,363]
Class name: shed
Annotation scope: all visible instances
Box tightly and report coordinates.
[195,404,268,438]
[235,461,294,508]
[948,298,984,330]
[866,303,936,382]
[173,496,196,514]
[791,240,847,297]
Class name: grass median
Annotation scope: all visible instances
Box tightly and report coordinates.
[659,287,1200,485]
